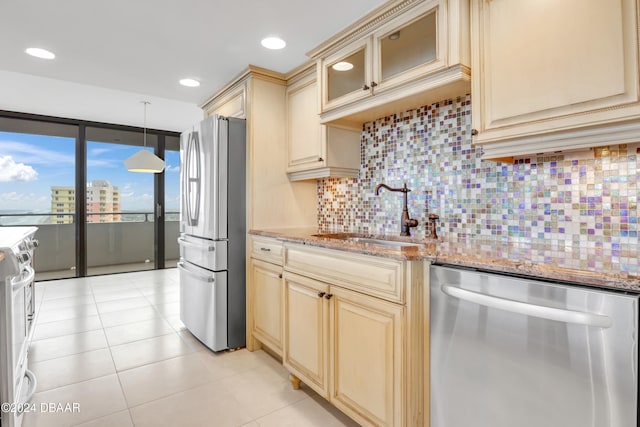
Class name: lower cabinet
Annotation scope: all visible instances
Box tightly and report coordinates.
[248,258,284,355]
[249,239,428,426]
[284,272,407,427]
[283,272,330,397]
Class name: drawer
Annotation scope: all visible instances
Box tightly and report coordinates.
[178,235,227,271]
[284,243,404,303]
[250,236,284,265]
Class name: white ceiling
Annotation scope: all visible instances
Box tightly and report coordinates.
[0,0,388,106]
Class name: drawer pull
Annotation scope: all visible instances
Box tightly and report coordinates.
[318,292,326,298]
[260,247,271,252]
[278,273,283,279]
[324,293,333,300]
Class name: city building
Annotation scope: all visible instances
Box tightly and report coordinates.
[50,180,121,224]
[86,180,121,223]
[50,186,75,224]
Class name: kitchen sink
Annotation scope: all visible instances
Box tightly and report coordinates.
[312,233,421,248]
[346,237,420,248]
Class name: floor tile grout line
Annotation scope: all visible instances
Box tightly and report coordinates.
[31,369,117,395]
[67,409,134,427]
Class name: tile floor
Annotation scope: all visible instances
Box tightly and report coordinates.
[24,269,358,427]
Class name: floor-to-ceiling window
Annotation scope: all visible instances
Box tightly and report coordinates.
[85,127,157,276]
[164,136,180,268]
[0,117,78,280]
[0,111,180,280]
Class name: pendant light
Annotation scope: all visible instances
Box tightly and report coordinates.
[124,101,165,173]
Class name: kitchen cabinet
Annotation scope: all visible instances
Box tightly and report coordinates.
[283,271,403,427]
[247,235,284,354]
[309,0,471,128]
[286,65,361,181]
[471,0,640,160]
[249,259,283,355]
[208,83,246,119]
[283,272,329,396]
[282,242,428,427]
[201,66,317,229]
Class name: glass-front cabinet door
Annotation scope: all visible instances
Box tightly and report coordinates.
[372,0,445,92]
[321,38,372,111]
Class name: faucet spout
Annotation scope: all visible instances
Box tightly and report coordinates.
[375,183,400,196]
[374,182,418,236]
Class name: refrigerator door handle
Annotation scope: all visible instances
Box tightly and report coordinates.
[178,262,215,282]
[185,131,201,227]
[177,237,216,252]
[441,284,613,328]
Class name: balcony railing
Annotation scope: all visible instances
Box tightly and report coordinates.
[0,212,180,280]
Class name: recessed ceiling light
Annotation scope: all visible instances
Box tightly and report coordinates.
[261,37,286,50]
[179,78,200,87]
[332,61,354,71]
[25,47,55,60]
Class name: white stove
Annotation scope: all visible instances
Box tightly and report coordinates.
[0,227,38,427]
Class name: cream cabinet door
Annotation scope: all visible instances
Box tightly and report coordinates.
[472,0,640,158]
[287,77,324,171]
[286,70,361,180]
[207,83,246,119]
[371,0,445,94]
[329,286,404,427]
[249,259,283,353]
[283,272,330,398]
[320,38,373,112]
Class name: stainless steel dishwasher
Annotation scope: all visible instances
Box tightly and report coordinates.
[430,264,639,427]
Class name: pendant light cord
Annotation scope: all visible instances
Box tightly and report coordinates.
[142,101,150,148]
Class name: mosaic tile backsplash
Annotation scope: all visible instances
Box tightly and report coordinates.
[317,94,640,273]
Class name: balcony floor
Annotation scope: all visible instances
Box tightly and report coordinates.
[36,260,179,282]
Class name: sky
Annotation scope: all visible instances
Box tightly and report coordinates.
[0,131,180,213]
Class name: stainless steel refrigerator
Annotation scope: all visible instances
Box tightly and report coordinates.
[178,115,246,352]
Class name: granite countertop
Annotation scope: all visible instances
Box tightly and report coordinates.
[250,227,640,292]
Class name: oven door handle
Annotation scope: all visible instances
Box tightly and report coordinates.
[17,369,37,411]
[441,284,613,329]
[12,265,35,292]
[177,262,215,283]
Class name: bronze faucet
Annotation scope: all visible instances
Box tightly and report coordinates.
[375,182,419,236]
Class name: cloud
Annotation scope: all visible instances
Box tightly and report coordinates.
[165,164,180,173]
[0,141,74,165]
[89,148,111,156]
[0,191,24,202]
[0,156,38,182]
[87,159,118,168]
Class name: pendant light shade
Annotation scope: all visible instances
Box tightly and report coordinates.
[124,101,165,173]
[124,149,165,173]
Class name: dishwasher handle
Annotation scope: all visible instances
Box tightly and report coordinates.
[441,284,613,329]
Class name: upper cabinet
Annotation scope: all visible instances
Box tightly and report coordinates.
[471,0,640,159]
[286,65,360,181]
[309,0,471,129]
[200,66,318,230]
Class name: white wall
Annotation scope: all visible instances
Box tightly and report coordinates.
[0,71,204,132]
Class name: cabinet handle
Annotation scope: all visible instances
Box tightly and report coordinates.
[471,128,478,136]
[318,157,324,162]
[362,84,370,91]
[324,293,333,300]
[278,273,283,279]
[260,247,271,252]
[318,292,326,298]
[370,81,378,88]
